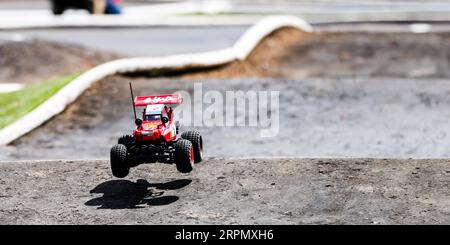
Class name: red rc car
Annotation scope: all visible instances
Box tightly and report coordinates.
[110,84,203,178]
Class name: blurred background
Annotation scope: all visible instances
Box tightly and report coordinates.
[3,0,450,21]
[2,0,450,55]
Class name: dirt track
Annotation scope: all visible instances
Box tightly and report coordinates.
[2,27,450,225]
[0,158,449,224]
[4,30,450,160]
[5,76,450,160]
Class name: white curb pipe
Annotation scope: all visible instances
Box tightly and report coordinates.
[0,15,312,146]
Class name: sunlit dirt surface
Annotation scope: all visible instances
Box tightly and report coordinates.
[1,158,449,224]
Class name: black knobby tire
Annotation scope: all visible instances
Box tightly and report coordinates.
[181,131,203,163]
[176,121,180,135]
[118,134,135,148]
[110,144,129,178]
[174,139,194,173]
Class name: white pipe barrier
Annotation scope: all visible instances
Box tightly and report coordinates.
[0,15,312,145]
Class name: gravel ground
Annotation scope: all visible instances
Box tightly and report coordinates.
[0,158,449,225]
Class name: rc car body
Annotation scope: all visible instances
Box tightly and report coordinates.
[110,87,203,178]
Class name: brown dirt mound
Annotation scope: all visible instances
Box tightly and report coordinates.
[183,27,306,79]
[184,30,450,80]
[0,39,121,84]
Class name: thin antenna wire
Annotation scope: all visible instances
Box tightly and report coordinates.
[129,82,137,120]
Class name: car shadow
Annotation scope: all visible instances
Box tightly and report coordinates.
[84,179,192,209]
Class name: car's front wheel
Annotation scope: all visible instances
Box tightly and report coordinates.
[110,144,129,178]
[118,134,135,148]
[174,139,194,173]
[181,131,203,163]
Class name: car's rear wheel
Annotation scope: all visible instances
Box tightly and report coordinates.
[110,144,129,178]
[174,139,194,173]
[181,131,203,163]
[118,134,135,148]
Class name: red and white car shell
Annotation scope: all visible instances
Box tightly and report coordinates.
[132,94,182,143]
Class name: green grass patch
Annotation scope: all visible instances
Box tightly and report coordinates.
[0,73,80,129]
